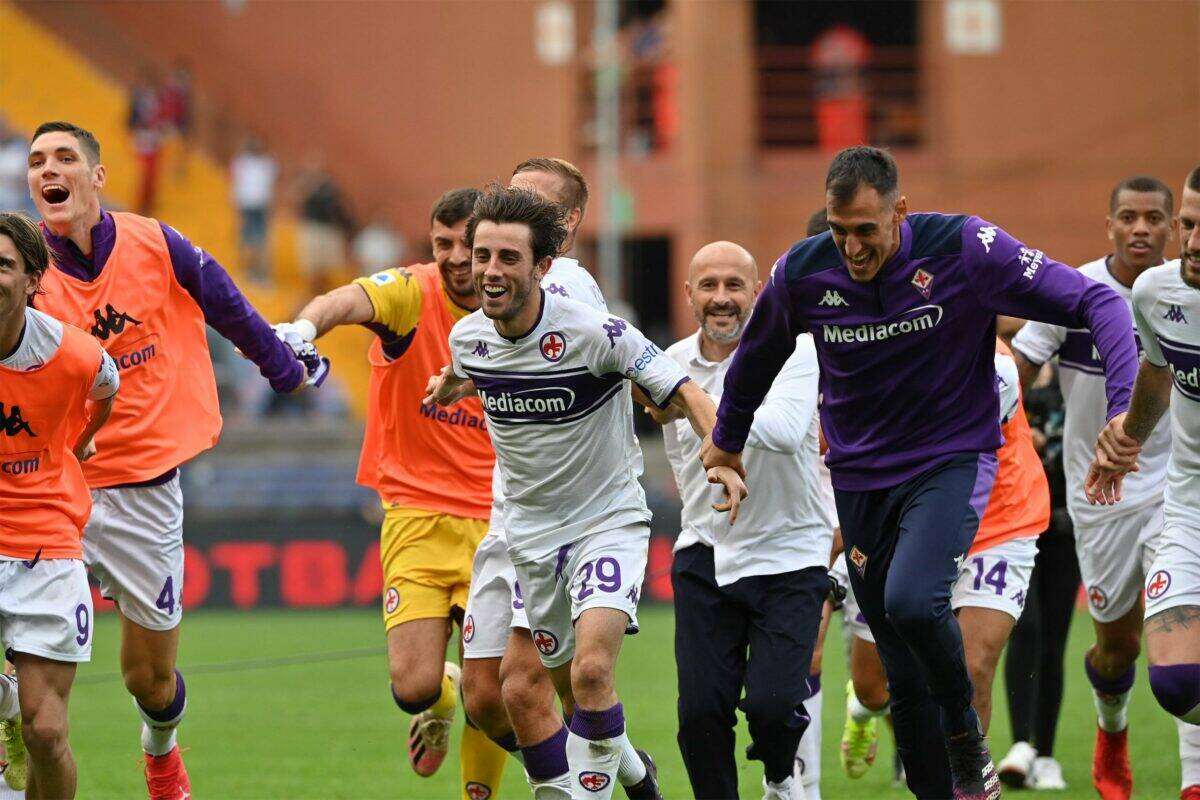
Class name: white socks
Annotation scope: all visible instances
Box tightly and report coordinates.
[566,729,622,799]
[527,772,573,799]
[1177,718,1200,789]
[849,691,888,725]
[617,735,647,786]
[1093,687,1132,733]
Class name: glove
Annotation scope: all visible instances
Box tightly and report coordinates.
[272,321,330,389]
[827,569,848,608]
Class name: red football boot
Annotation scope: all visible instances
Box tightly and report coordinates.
[144,746,191,800]
[1092,727,1133,800]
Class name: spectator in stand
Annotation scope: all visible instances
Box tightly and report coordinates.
[127,73,164,216]
[0,120,34,215]
[352,214,406,275]
[296,158,354,295]
[811,24,871,153]
[230,134,277,284]
[158,63,194,177]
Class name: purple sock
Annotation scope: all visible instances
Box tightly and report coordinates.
[1149,664,1200,720]
[569,703,625,741]
[137,670,186,723]
[521,725,569,780]
[1085,655,1135,695]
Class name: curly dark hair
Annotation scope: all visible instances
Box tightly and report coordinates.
[466,184,567,265]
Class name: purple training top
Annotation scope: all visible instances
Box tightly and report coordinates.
[713,213,1138,492]
[41,210,303,393]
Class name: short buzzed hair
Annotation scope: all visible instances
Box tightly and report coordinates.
[0,212,50,290]
[512,157,589,216]
[32,121,101,165]
[430,187,482,227]
[1109,175,1173,214]
[467,184,567,265]
[825,146,899,205]
[1187,164,1200,192]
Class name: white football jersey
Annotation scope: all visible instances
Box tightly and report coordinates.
[486,257,610,532]
[1012,257,1171,524]
[1132,261,1200,529]
[452,290,688,563]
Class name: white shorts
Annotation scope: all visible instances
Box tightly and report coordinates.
[1144,522,1200,620]
[1074,501,1162,623]
[0,559,93,663]
[841,537,1038,644]
[463,528,530,660]
[951,536,1038,621]
[512,524,648,669]
[84,475,185,632]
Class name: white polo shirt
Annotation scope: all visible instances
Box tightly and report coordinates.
[664,330,831,586]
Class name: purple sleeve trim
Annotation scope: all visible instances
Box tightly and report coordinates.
[645,375,691,410]
[160,223,303,393]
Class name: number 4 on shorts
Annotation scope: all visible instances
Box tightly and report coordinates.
[156,576,177,615]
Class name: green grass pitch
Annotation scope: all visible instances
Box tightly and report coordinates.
[66,606,1180,798]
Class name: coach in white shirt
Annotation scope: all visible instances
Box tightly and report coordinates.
[652,241,832,800]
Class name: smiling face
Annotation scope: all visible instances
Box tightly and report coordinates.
[1179,185,1200,289]
[1108,189,1174,275]
[471,220,551,327]
[826,184,907,283]
[0,234,38,329]
[430,217,475,308]
[685,242,759,346]
[27,130,105,235]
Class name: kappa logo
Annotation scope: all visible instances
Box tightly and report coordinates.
[463,614,476,643]
[1165,304,1189,324]
[1146,570,1172,600]
[465,782,492,800]
[602,317,627,348]
[540,331,567,362]
[578,772,611,793]
[818,290,849,307]
[976,226,997,254]
[546,283,569,297]
[89,304,142,341]
[911,268,934,298]
[848,546,868,578]
[384,587,400,615]
[532,629,559,656]
[473,340,490,358]
[0,403,36,437]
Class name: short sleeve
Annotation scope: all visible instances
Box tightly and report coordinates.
[1132,276,1167,367]
[90,349,120,400]
[353,268,424,339]
[1011,320,1067,366]
[994,351,1021,424]
[586,314,689,408]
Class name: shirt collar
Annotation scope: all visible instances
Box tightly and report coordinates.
[877,219,912,278]
[42,209,116,280]
[687,329,732,368]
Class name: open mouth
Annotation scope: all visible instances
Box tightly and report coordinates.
[482,284,508,301]
[41,184,70,205]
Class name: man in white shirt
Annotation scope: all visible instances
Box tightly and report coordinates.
[427,186,744,800]
[229,135,277,282]
[1089,165,1200,800]
[653,240,831,800]
[1012,175,1200,798]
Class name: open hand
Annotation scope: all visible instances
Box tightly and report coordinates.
[707,465,748,524]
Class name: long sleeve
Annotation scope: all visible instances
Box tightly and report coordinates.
[744,333,818,455]
[963,218,1137,419]
[712,261,805,453]
[160,223,304,393]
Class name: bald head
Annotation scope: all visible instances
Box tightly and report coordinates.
[685,240,761,347]
[688,240,757,284]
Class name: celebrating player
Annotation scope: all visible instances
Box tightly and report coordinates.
[26,121,324,799]
[274,188,510,790]
[1086,164,1200,800]
[460,159,662,800]
[834,340,1050,774]
[427,185,744,800]
[704,146,1138,799]
[1011,175,1200,798]
[656,240,831,800]
[0,212,118,798]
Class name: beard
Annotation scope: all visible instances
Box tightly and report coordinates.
[697,302,748,344]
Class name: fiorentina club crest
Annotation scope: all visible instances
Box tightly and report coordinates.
[911,268,934,298]
[849,546,868,578]
[579,772,611,793]
[532,629,559,655]
[1146,570,1172,600]
[540,331,566,362]
[384,587,400,615]
[465,782,492,800]
[463,614,476,643]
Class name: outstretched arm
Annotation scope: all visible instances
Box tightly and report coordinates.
[667,381,748,522]
[1085,361,1173,505]
[292,284,375,340]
